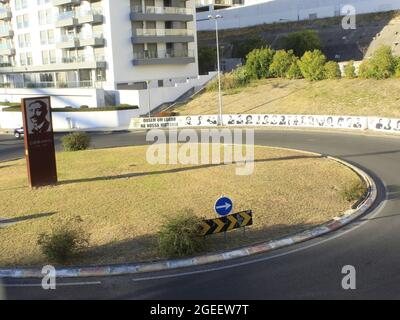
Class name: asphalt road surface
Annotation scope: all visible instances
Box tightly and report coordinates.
[1,129,399,300]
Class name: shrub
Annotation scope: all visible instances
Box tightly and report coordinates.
[158,210,206,258]
[344,61,356,79]
[245,47,275,79]
[37,216,89,263]
[341,180,367,203]
[155,111,179,117]
[61,132,91,151]
[282,30,322,57]
[324,61,341,79]
[394,56,400,78]
[298,50,327,81]
[269,49,296,78]
[80,105,89,109]
[359,46,395,79]
[233,66,251,86]
[286,59,303,79]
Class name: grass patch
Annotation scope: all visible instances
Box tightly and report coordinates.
[342,180,367,202]
[174,78,400,118]
[0,145,362,267]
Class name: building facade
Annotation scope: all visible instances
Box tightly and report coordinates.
[0,0,199,93]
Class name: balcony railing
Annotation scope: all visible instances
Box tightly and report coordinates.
[1,80,98,89]
[56,9,103,21]
[132,5,193,15]
[135,28,194,37]
[133,49,194,60]
[60,55,105,64]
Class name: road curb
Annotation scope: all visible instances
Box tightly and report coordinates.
[0,151,377,279]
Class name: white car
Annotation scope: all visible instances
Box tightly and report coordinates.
[14,127,24,139]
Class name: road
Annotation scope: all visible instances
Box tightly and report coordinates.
[1,129,400,299]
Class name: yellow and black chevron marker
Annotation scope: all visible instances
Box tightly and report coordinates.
[201,210,253,236]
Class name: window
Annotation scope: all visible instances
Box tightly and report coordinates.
[15,0,28,10]
[16,14,29,29]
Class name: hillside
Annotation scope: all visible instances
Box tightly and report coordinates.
[198,10,400,62]
[173,78,400,118]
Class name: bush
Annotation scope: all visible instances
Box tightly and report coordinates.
[324,61,341,79]
[245,46,276,79]
[298,50,327,81]
[37,216,89,263]
[282,30,322,57]
[359,45,396,79]
[394,56,400,78]
[233,66,251,86]
[341,181,367,202]
[61,132,91,151]
[286,59,304,79]
[344,61,356,79]
[269,49,296,78]
[158,210,206,258]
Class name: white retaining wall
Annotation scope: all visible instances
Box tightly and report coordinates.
[0,88,106,109]
[0,109,140,131]
[117,72,217,115]
[197,0,400,31]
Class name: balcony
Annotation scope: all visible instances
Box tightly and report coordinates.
[78,33,105,47]
[0,55,106,73]
[78,9,103,24]
[130,6,194,22]
[4,80,97,89]
[132,49,195,65]
[52,0,80,6]
[0,26,13,38]
[132,28,194,43]
[56,34,79,49]
[0,44,15,56]
[0,7,11,20]
[55,11,78,27]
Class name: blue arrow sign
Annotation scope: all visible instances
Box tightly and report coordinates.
[214,196,233,216]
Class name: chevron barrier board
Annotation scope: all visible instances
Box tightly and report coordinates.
[201,210,253,236]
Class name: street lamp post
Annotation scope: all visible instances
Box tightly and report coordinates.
[146,80,151,117]
[208,14,223,126]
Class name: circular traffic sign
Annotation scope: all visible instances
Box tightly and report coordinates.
[214,196,233,216]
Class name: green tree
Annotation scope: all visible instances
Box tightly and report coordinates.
[198,46,217,75]
[298,50,327,81]
[282,30,322,57]
[269,49,296,78]
[344,61,356,79]
[232,36,267,60]
[324,61,341,79]
[245,46,276,79]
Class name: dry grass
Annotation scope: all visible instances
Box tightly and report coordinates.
[175,78,400,118]
[0,145,361,267]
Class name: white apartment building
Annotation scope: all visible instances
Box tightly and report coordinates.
[0,0,199,99]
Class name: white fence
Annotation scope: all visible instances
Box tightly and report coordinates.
[129,114,400,135]
[197,0,400,31]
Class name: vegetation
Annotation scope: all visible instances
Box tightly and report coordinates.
[286,58,303,79]
[359,46,396,79]
[324,61,342,79]
[281,30,322,57]
[37,216,89,263]
[61,132,91,152]
[342,181,367,203]
[245,46,276,79]
[0,145,360,267]
[269,49,296,78]
[344,61,356,79]
[298,50,327,81]
[158,210,206,258]
[198,46,217,75]
[231,36,267,60]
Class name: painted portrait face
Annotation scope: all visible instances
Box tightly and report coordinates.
[28,101,47,127]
